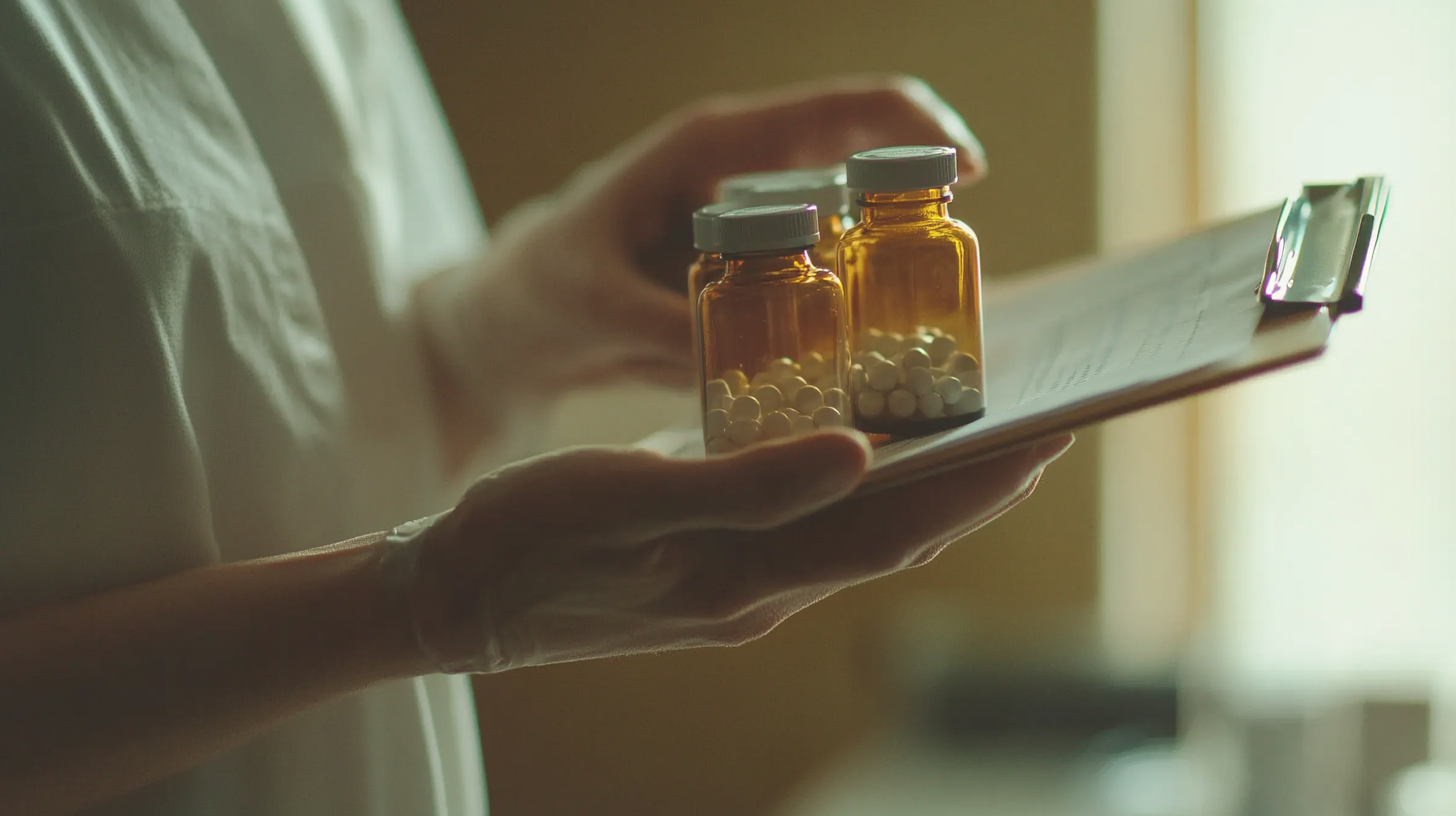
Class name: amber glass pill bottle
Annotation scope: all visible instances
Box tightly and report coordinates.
[839,146,985,436]
[698,204,853,455]
[716,167,851,273]
[688,202,735,306]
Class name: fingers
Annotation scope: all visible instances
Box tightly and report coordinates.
[664,434,1076,618]
[597,75,988,210]
[462,431,873,542]
[679,75,986,184]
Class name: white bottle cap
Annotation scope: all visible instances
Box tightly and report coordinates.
[692,202,738,253]
[717,204,820,254]
[716,166,849,217]
[846,146,958,192]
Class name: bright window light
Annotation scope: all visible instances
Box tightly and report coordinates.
[1200,1,1456,692]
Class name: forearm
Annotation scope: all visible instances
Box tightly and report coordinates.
[0,534,428,816]
[412,249,556,479]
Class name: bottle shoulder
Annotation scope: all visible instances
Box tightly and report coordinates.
[839,217,978,249]
[704,266,842,297]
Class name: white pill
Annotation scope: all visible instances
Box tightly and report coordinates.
[728,419,763,445]
[704,408,730,438]
[868,361,899,391]
[729,395,761,421]
[770,357,799,380]
[705,378,732,401]
[944,351,980,376]
[780,405,800,419]
[961,388,985,412]
[926,325,945,337]
[950,388,984,415]
[857,389,886,418]
[813,406,843,428]
[875,331,904,357]
[751,383,783,412]
[889,352,905,369]
[906,367,935,396]
[711,393,735,412]
[706,437,736,455]
[858,328,883,351]
[935,375,964,405]
[907,333,933,350]
[763,410,793,438]
[929,335,958,365]
[851,364,868,390]
[722,369,750,396]
[888,389,918,418]
[902,347,932,370]
[792,414,817,435]
[855,350,886,369]
[822,387,848,413]
[794,385,823,414]
[751,371,774,389]
[919,392,945,417]
[781,375,808,402]
[800,351,826,380]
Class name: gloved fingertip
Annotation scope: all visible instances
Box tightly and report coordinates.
[814,426,874,458]
[783,430,872,506]
[1031,433,1075,465]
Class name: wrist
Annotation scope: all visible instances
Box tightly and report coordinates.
[329,536,438,681]
[381,512,504,675]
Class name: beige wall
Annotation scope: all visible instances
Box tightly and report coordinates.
[398,2,1100,814]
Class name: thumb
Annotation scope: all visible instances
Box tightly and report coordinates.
[607,430,873,538]
[671,429,873,530]
[460,432,872,543]
[592,262,694,363]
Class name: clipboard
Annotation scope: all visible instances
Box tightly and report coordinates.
[638,176,1389,491]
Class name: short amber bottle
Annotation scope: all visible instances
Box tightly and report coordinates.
[838,146,985,437]
[716,167,851,273]
[698,204,853,454]
[687,202,735,307]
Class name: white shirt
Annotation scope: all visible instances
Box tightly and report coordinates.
[0,1,490,813]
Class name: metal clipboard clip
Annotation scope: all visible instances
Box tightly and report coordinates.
[1261,176,1390,318]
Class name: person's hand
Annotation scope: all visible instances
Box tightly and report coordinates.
[415,76,987,450]
[382,430,1071,673]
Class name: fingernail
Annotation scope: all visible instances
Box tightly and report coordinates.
[1032,433,1075,464]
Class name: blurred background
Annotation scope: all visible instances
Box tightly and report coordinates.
[395,1,1456,814]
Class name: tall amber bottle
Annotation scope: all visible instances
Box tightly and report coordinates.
[838,146,985,437]
[716,167,851,273]
[698,204,853,454]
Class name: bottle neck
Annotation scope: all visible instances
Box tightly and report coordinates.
[721,247,818,279]
[857,187,951,225]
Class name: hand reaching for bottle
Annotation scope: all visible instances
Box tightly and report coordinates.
[415,76,989,461]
